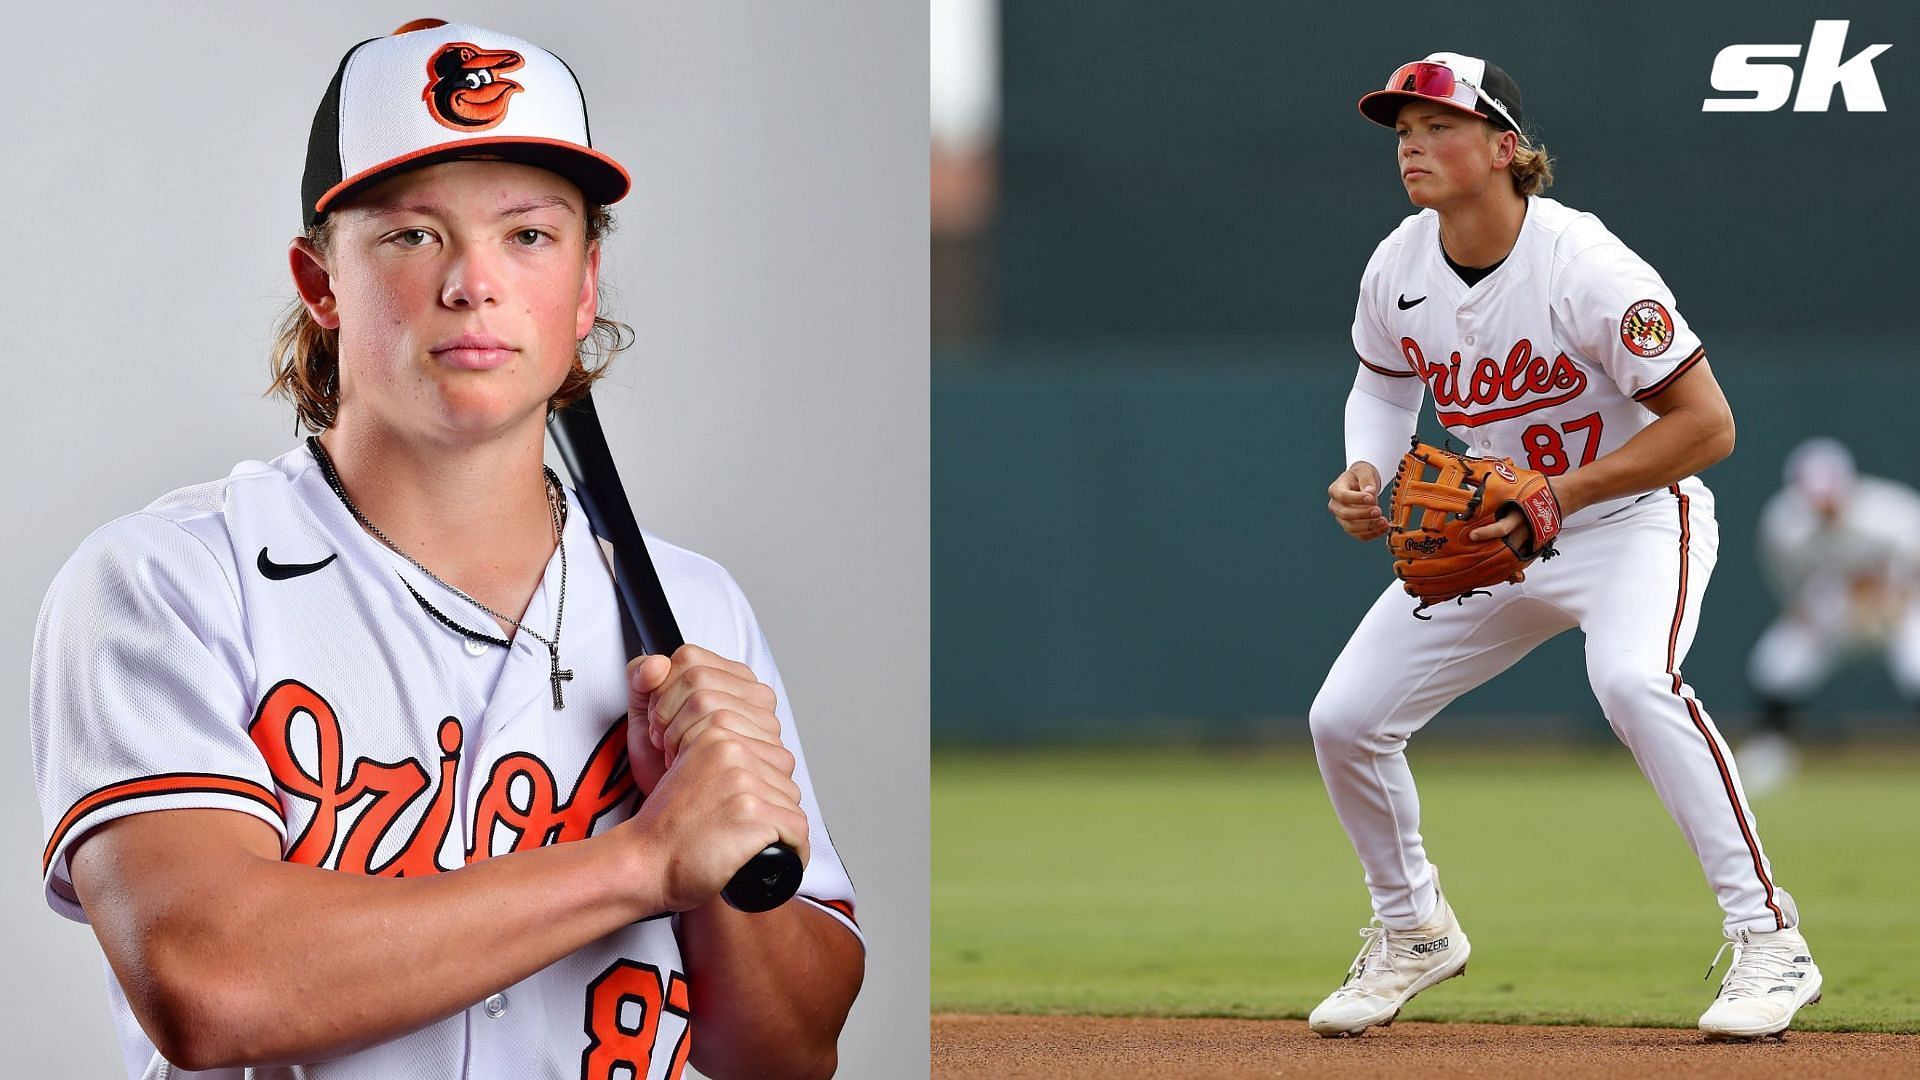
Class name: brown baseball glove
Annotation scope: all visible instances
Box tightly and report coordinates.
[1386,441,1562,617]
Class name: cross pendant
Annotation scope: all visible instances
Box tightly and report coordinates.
[548,646,574,710]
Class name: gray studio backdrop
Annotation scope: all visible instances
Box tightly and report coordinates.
[935,0,1919,744]
[0,2,925,1077]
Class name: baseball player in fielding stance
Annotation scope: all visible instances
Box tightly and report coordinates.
[1737,437,1920,795]
[30,20,860,1077]
[1308,53,1819,1039]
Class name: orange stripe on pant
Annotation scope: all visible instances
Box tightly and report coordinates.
[1665,485,1784,930]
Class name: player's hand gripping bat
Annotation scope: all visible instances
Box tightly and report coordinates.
[548,392,803,913]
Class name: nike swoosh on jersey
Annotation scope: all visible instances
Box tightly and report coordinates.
[1397,294,1427,310]
[257,547,338,580]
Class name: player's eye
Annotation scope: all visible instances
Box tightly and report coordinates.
[513,229,552,246]
[391,228,434,247]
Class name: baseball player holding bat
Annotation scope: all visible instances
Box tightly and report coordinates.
[1308,53,1819,1040]
[29,20,860,1077]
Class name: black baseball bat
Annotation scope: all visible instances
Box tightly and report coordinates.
[548,391,802,914]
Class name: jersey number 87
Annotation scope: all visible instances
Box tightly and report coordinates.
[1521,412,1603,475]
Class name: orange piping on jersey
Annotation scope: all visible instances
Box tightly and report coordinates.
[1356,353,1416,378]
[43,773,282,875]
[1664,485,1785,930]
[802,896,858,925]
[1632,346,1707,402]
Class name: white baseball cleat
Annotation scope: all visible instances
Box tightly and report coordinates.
[1308,875,1470,1037]
[1698,915,1822,1041]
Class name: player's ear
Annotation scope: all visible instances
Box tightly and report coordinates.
[289,237,341,330]
[575,240,602,342]
[1490,126,1518,169]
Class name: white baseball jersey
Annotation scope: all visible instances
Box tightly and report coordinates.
[31,443,860,1079]
[1351,195,1705,526]
[1316,195,1797,941]
[1758,475,1920,607]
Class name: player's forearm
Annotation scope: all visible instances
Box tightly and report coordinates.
[1344,378,1420,479]
[676,899,864,1080]
[137,826,655,1068]
[1553,402,1734,517]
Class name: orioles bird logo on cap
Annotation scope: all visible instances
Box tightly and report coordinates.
[423,42,525,131]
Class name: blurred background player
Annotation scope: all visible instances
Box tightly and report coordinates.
[1739,437,1920,794]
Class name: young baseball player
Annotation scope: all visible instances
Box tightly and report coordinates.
[1738,437,1920,795]
[30,21,861,1077]
[1307,53,1819,1040]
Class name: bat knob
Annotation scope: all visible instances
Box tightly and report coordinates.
[720,843,803,913]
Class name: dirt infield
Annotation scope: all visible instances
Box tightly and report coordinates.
[932,1014,1918,1079]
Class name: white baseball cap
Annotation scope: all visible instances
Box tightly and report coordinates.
[1358,52,1527,137]
[301,18,630,228]
[1783,437,1856,504]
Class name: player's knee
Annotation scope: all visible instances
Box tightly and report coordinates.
[1586,663,1673,718]
[1308,690,1366,754]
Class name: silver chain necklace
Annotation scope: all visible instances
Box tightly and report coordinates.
[308,437,576,709]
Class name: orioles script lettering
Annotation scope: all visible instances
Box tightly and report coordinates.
[1399,337,1588,426]
[247,679,636,875]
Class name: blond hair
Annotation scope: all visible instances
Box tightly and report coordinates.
[266,204,633,433]
[1508,138,1554,197]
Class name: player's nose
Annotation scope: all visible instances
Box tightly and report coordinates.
[440,241,503,309]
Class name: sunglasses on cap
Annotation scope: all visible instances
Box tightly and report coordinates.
[1382,61,1526,139]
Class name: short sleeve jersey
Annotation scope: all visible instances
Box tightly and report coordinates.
[1351,195,1707,526]
[30,443,860,1080]
[1758,475,1920,600]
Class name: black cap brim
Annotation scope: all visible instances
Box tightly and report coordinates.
[1357,90,1492,130]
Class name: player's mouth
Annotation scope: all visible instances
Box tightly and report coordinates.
[1403,168,1430,181]
[431,333,517,370]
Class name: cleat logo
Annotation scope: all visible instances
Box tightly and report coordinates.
[1411,937,1449,955]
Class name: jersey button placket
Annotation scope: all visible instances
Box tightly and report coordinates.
[465,638,489,657]
[484,992,508,1019]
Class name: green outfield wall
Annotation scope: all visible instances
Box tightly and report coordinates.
[992,2,1914,340]
[932,339,1917,742]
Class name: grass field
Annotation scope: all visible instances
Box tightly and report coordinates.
[932,744,1920,1032]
